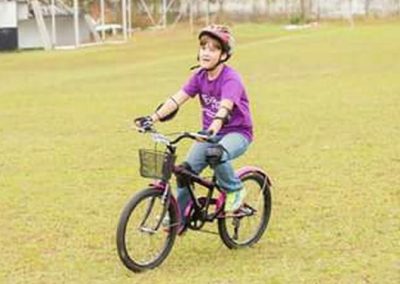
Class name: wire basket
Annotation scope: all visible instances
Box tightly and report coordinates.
[138,149,176,180]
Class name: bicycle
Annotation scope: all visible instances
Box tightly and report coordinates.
[116,126,272,273]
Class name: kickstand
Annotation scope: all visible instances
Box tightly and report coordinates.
[232,218,240,240]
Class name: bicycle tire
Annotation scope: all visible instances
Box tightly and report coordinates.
[217,172,272,249]
[116,187,178,272]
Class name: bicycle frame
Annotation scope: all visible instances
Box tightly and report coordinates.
[141,128,272,233]
[149,165,226,231]
[149,165,272,234]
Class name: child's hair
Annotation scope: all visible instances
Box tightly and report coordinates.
[199,34,223,51]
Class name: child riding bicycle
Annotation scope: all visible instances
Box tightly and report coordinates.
[135,25,254,226]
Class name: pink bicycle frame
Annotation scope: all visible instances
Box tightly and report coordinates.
[148,165,272,234]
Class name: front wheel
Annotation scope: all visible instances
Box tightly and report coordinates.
[116,187,179,272]
[218,172,272,249]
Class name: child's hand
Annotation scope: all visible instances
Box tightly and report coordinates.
[197,130,220,143]
[197,129,214,137]
[134,116,153,131]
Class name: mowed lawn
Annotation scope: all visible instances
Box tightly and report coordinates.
[0,20,399,283]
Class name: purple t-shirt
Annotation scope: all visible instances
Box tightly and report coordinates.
[183,65,253,142]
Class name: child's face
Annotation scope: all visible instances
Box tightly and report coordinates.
[198,35,227,69]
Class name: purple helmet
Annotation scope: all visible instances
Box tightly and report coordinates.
[198,25,235,57]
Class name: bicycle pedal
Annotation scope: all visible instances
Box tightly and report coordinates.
[222,207,252,218]
[240,207,254,215]
[139,226,156,235]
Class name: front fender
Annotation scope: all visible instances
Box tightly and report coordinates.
[149,179,166,190]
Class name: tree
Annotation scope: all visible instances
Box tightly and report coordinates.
[364,0,371,16]
[300,0,305,19]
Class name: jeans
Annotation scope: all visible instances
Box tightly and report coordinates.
[176,132,250,224]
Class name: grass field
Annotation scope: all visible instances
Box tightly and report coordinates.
[1,20,399,283]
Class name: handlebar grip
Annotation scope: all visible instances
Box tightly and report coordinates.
[187,132,217,143]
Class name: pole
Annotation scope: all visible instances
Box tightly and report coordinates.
[73,0,79,47]
[348,0,354,28]
[100,0,105,40]
[398,0,400,16]
[128,0,132,37]
[51,0,56,46]
[122,0,127,40]
[206,0,209,25]
[31,0,52,50]
[189,0,193,33]
[285,0,289,20]
[163,0,167,28]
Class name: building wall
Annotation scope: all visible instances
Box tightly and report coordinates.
[18,16,92,49]
[0,0,17,27]
[0,0,18,50]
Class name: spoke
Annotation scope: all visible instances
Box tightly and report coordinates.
[140,197,156,227]
[125,194,171,265]
[226,176,266,245]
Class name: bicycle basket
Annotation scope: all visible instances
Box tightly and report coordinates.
[138,149,176,180]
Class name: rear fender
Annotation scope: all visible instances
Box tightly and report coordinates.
[236,166,272,187]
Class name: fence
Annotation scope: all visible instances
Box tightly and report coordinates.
[128,0,400,29]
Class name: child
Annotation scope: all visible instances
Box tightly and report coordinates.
[135,25,253,226]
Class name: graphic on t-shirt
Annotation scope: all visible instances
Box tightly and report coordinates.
[182,65,253,141]
[200,93,220,118]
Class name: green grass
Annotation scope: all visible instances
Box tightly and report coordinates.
[1,21,399,283]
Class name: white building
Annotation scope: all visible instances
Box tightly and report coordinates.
[0,0,97,51]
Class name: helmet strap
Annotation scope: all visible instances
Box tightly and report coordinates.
[205,53,229,72]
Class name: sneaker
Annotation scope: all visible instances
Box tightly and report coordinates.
[225,188,246,212]
[161,214,170,227]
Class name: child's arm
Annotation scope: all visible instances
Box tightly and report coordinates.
[207,99,234,135]
[150,90,191,123]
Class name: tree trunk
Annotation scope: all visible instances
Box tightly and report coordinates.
[397,0,400,16]
[308,0,313,20]
[300,0,305,20]
[364,0,371,16]
[300,0,312,20]
[265,0,270,17]
[178,0,188,17]
[285,0,289,19]
[348,0,354,28]
[217,0,224,22]
[219,0,224,13]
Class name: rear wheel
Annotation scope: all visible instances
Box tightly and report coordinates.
[116,188,178,272]
[218,172,271,249]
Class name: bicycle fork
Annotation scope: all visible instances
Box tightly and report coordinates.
[147,181,183,232]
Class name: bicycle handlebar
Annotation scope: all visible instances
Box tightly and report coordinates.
[134,126,215,145]
[170,132,211,144]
